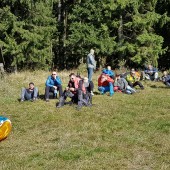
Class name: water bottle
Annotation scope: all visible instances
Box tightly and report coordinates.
[54,89,57,97]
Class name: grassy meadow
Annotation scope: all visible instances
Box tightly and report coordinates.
[0,70,170,170]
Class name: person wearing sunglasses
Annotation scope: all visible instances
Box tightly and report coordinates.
[57,73,92,108]
[45,70,63,102]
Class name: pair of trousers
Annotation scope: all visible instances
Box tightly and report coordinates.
[98,82,114,95]
[21,87,38,100]
[87,68,94,81]
[45,85,63,99]
[128,81,144,89]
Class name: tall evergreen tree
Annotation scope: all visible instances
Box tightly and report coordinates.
[0,0,56,70]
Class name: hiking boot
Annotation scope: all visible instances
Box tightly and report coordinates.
[110,93,114,97]
[76,105,82,110]
[57,97,65,108]
[31,97,37,102]
[57,104,64,108]
[91,91,94,96]
[46,99,49,102]
[141,86,144,90]
[20,99,24,102]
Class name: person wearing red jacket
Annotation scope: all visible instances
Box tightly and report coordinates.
[98,74,114,96]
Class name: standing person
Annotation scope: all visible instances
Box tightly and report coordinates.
[87,49,96,81]
[45,70,63,102]
[20,82,38,102]
[98,74,114,96]
[87,49,96,95]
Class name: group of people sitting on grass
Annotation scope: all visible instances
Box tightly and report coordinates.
[20,64,170,109]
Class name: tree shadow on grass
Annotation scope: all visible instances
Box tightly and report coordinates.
[150,85,170,89]
[94,91,101,95]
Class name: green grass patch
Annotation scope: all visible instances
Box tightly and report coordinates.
[0,71,170,169]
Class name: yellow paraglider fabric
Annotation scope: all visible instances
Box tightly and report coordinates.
[0,118,12,141]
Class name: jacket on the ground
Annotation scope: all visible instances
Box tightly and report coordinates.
[98,74,114,87]
[45,76,62,87]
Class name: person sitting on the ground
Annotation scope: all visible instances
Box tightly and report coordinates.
[102,66,115,79]
[114,74,136,94]
[126,70,144,89]
[131,68,141,81]
[98,73,114,96]
[162,71,170,87]
[57,74,92,109]
[20,82,38,102]
[45,70,63,102]
[143,64,158,81]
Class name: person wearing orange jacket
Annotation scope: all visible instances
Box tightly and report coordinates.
[98,74,114,96]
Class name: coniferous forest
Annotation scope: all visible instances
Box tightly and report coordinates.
[0,0,170,71]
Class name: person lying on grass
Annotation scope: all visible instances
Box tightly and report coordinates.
[114,74,136,94]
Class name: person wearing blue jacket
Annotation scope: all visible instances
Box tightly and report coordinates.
[45,71,63,102]
[102,66,115,79]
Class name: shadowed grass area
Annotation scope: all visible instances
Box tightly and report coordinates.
[0,71,170,170]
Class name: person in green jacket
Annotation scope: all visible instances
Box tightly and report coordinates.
[126,70,144,90]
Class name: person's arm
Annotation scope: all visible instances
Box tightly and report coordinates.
[153,67,158,73]
[107,76,114,83]
[55,76,62,85]
[109,70,114,77]
[122,78,128,89]
[45,76,53,87]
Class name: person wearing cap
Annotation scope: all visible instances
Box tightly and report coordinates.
[57,74,92,108]
[86,49,96,82]
[98,74,114,96]
[126,70,144,89]
[20,82,38,102]
[45,70,63,102]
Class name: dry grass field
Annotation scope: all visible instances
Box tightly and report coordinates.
[0,70,170,170]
